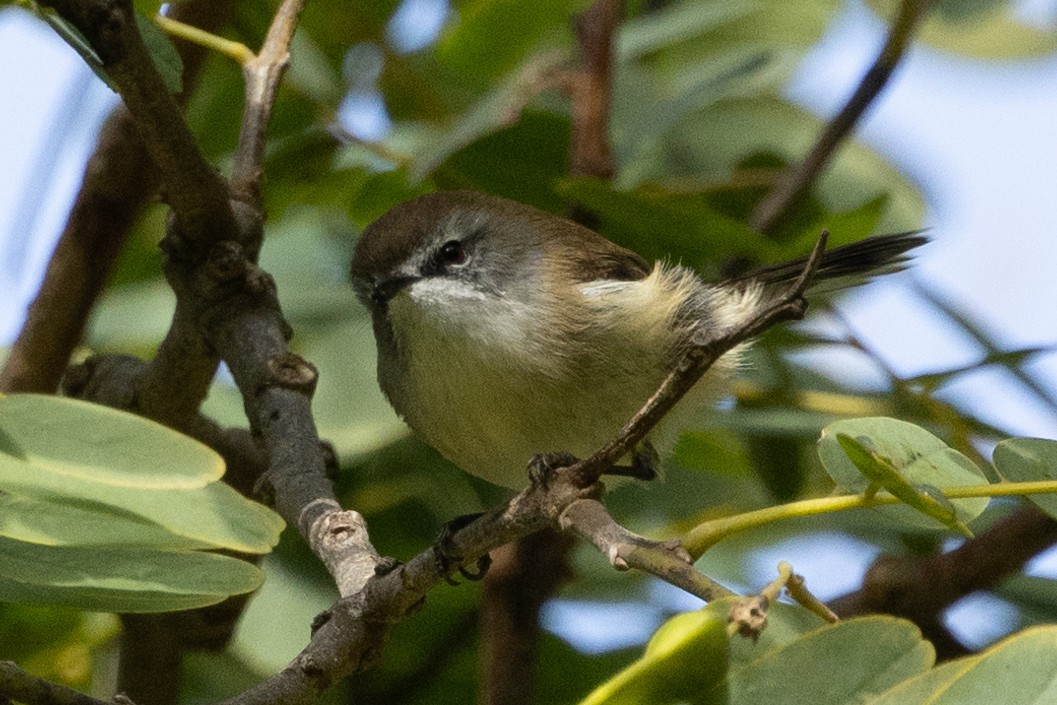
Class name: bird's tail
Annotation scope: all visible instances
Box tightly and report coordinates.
[725,231,928,295]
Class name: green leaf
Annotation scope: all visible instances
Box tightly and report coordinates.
[861,658,979,705]
[817,418,989,530]
[433,110,571,212]
[835,433,972,537]
[299,319,409,461]
[88,279,176,353]
[618,1,757,59]
[728,616,934,705]
[135,10,183,93]
[0,394,221,489]
[409,51,570,183]
[0,395,283,553]
[654,97,926,235]
[993,437,1057,520]
[865,626,1057,704]
[0,492,211,550]
[0,451,281,553]
[435,0,588,85]
[578,606,729,705]
[868,0,1057,59]
[0,537,263,613]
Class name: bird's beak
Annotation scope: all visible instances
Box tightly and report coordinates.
[371,274,418,306]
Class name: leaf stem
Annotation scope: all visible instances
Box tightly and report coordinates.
[685,480,1057,558]
[154,14,254,64]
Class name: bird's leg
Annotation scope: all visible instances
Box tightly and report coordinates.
[434,512,493,584]
[604,441,660,481]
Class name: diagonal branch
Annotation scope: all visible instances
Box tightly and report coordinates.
[568,232,828,487]
[749,0,933,235]
[231,0,307,203]
[0,0,235,395]
[36,0,237,242]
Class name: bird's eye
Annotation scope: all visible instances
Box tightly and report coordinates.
[438,240,467,266]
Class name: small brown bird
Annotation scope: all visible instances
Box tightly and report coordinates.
[351,191,924,488]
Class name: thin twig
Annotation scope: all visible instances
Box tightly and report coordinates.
[569,232,829,487]
[749,0,933,235]
[561,499,733,602]
[231,0,307,202]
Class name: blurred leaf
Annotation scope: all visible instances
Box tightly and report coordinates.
[578,605,729,705]
[618,1,756,59]
[864,626,1057,704]
[0,604,117,688]
[653,97,926,235]
[409,50,569,182]
[301,319,408,461]
[136,11,183,93]
[993,438,1057,520]
[555,178,769,270]
[817,417,989,530]
[433,110,571,211]
[89,279,175,352]
[613,52,778,186]
[934,0,1007,22]
[869,0,1057,58]
[621,0,839,100]
[997,575,1057,628]
[231,553,338,674]
[0,537,263,613]
[435,0,587,85]
[728,616,934,705]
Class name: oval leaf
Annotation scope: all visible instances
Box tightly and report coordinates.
[0,492,211,549]
[578,606,729,705]
[729,616,934,705]
[0,537,263,613]
[866,626,1057,704]
[818,418,988,530]
[835,434,972,537]
[0,394,223,489]
[993,438,1057,520]
[0,452,282,553]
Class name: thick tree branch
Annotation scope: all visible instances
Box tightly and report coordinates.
[45,0,382,599]
[0,662,106,705]
[831,505,1057,659]
[36,0,236,242]
[749,0,932,235]
[0,0,234,395]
